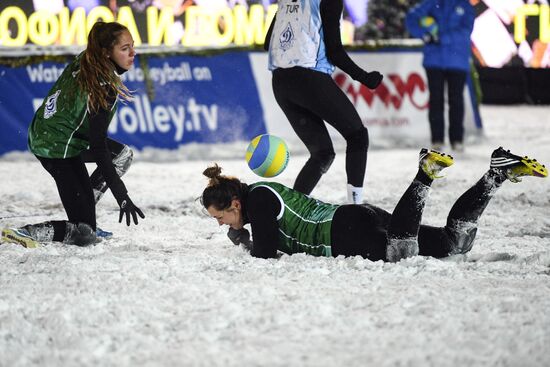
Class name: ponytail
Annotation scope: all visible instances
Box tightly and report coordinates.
[201,164,248,210]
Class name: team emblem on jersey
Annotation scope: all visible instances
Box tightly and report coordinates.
[43,90,61,119]
[279,22,294,51]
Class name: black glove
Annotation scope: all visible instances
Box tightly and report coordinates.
[227,227,253,251]
[361,71,383,89]
[227,227,249,246]
[117,194,145,226]
[422,32,439,44]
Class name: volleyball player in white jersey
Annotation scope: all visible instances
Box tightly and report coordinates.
[265,0,383,204]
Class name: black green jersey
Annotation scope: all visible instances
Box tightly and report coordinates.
[28,53,118,158]
[249,182,339,257]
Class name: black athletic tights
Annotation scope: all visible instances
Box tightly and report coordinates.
[36,139,125,235]
[272,67,369,194]
[425,68,467,145]
[331,169,503,261]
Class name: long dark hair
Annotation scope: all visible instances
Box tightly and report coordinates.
[78,21,132,112]
[201,164,249,210]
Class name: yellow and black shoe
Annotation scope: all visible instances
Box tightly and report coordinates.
[419,148,454,179]
[1,228,40,248]
[490,147,548,183]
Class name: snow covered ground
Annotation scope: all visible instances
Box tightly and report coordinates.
[1,105,549,367]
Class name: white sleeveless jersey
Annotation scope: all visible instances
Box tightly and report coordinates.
[268,0,334,74]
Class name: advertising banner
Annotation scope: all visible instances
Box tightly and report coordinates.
[0,1,277,48]
[1,1,548,68]
[0,49,482,157]
[0,52,267,155]
[250,51,482,149]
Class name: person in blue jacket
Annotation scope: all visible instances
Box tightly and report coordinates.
[406,0,475,152]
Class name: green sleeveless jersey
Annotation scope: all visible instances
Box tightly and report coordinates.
[28,53,118,158]
[250,182,339,257]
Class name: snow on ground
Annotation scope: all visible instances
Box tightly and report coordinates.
[1,105,549,367]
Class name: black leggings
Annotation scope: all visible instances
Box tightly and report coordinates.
[37,154,97,232]
[272,67,368,194]
[331,170,503,261]
[36,139,126,234]
[81,139,128,202]
[426,68,467,144]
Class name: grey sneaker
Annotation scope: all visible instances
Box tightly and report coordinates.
[451,142,465,153]
[431,141,444,151]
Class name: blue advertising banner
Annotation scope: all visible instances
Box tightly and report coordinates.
[0,52,267,156]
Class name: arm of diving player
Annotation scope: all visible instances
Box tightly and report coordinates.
[247,186,281,259]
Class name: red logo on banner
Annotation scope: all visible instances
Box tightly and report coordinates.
[333,72,429,110]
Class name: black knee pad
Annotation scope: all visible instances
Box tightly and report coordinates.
[113,145,133,177]
[445,220,478,255]
[386,236,419,262]
[64,222,97,246]
[344,127,369,153]
[310,150,335,174]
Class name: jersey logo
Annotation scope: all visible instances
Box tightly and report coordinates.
[43,90,61,119]
[279,22,294,51]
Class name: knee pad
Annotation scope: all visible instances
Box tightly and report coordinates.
[92,145,134,204]
[113,145,133,177]
[344,128,369,153]
[64,222,97,247]
[310,150,335,174]
[446,219,478,255]
[386,236,419,262]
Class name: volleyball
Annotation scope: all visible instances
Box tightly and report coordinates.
[420,16,438,36]
[245,134,289,178]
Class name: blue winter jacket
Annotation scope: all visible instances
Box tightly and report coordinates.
[406,0,475,72]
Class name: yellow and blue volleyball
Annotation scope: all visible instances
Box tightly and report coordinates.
[420,16,438,35]
[245,134,289,177]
